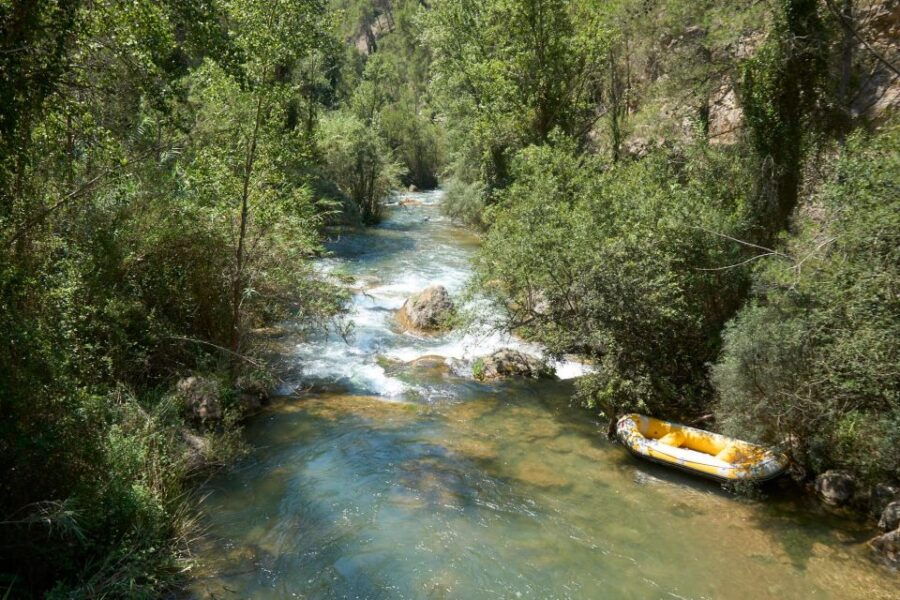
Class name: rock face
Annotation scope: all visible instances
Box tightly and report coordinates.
[396,285,454,332]
[708,84,741,144]
[622,137,652,159]
[814,470,856,506]
[474,348,556,381]
[177,376,221,421]
[879,501,900,532]
[868,528,900,569]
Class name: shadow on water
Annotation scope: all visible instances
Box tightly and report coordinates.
[325,229,418,261]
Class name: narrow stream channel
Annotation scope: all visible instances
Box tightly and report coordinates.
[189,191,897,599]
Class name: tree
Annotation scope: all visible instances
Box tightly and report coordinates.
[424,0,612,208]
[199,0,330,369]
[473,139,753,424]
[317,109,404,223]
[740,0,827,240]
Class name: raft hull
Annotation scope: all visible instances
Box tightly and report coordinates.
[616,414,788,483]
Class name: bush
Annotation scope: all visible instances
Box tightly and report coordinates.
[713,123,900,485]
[441,176,487,228]
[473,138,752,421]
[317,110,405,224]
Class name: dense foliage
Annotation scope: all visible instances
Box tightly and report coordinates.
[474,141,752,421]
[331,0,446,192]
[424,0,612,223]
[433,0,898,490]
[0,0,346,596]
[714,125,900,485]
[1,0,898,595]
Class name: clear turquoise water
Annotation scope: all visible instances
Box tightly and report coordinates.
[189,193,897,599]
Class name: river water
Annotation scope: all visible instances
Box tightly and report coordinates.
[189,191,897,599]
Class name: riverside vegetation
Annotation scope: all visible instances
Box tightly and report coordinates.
[1,0,898,597]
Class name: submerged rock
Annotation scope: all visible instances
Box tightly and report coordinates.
[404,355,451,377]
[879,501,900,532]
[473,348,556,381]
[396,285,454,332]
[868,528,900,569]
[177,376,222,421]
[513,458,570,489]
[815,470,856,506]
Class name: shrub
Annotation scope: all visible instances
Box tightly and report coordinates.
[441,176,487,228]
[713,123,900,485]
[380,104,445,189]
[473,139,752,421]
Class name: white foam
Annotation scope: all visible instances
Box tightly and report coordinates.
[552,359,594,380]
[291,188,593,399]
[293,340,409,397]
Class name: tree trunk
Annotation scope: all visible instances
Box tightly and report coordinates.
[231,93,264,374]
[837,0,854,144]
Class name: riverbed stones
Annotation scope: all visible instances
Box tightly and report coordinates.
[878,501,900,532]
[868,528,900,569]
[513,458,570,489]
[300,394,421,426]
[396,285,454,332]
[473,348,556,381]
[404,354,451,377]
[177,375,222,421]
[814,470,856,506]
[447,437,498,461]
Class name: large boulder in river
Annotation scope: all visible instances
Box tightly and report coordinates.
[177,376,222,421]
[868,528,900,569]
[396,285,455,332]
[473,348,556,381]
[815,470,856,506]
[403,355,452,379]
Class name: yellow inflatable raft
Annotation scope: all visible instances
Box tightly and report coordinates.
[616,414,788,482]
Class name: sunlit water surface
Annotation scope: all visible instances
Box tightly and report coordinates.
[189,192,897,599]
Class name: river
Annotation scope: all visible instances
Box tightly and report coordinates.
[189,190,897,599]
